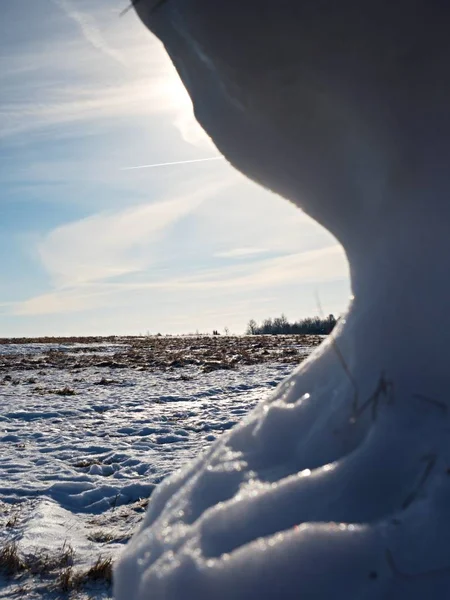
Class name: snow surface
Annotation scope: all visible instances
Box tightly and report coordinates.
[0,340,295,598]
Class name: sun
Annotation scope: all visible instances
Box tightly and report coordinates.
[161,63,213,147]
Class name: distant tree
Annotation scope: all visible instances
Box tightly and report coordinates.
[272,314,289,334]
[223,326,230,336]
[246,319,258,335]
[261,318,274,334]
[246,314,338,335]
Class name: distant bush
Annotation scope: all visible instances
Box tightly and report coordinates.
[246,314,337,335]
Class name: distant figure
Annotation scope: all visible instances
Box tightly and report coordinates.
[115,3,450,599]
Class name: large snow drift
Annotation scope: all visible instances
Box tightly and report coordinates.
[115,2,450,598]
[115,331,450,599]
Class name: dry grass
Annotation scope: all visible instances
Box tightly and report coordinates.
[0,542,25,575]
[1,334,322,375]
[95,377,120,386]
[58,566,79,592]
[56,556,113,592]
[0,540,113,592]
[26,542,75,575]
[133,497,149,512]
[84,556,113,583]
[73,458,101,469]
[86,526,132,544]
[0,541,75,577]
[6,513,19,528]
[52,386,76,396]
[87,530,118,544]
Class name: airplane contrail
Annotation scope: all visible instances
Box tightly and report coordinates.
[121,156,225,171]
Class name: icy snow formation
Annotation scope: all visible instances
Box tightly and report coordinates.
[115,2,450,599]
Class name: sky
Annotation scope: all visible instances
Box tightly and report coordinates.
[0,0,350,337]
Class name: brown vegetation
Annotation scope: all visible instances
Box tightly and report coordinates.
[0,334,322,375]
[0,540,113,592]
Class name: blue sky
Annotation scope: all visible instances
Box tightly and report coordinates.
[0,0,350,336]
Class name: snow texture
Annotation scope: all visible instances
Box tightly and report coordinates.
[0,340,293,598]
[0,343,291,514]
[115,2,450,599]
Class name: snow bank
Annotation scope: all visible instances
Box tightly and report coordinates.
[115,340,450,599]
[115,1,450,598]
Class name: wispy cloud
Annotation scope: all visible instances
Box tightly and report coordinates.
[12,244,348,316]
[160,245,348,291]
[52,0,126,66]
[11,288,107,317]
[0,77,182,140]
[214,247,268,259]
[0,6,208,146]
[37,188,220,288]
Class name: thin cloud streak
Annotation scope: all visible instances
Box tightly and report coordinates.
[121,157,225,171]
[214,247,267,259]
[53,0,126,66]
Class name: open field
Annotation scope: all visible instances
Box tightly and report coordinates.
[0,335,320,598]
[0,334,322,373]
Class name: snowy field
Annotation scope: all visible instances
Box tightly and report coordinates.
[0,336,318,598]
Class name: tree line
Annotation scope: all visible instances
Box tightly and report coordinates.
[246,314,337,335]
